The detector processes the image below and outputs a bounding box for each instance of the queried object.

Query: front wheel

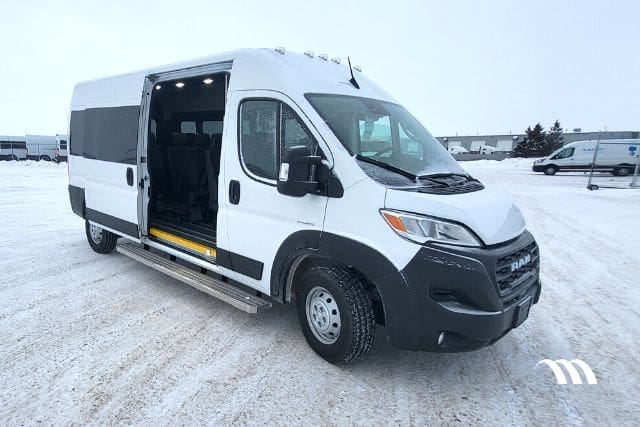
[614,167,631,177]
[85,220,118,253]
[544,166,557,175]
[296,266,375,364]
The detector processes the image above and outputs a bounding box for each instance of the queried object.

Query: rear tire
[614,167,631,177]
[296,266,375,364]
[544,166,557,175]
[85,220,118,253]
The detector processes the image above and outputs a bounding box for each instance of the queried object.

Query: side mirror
[277,145,322,197]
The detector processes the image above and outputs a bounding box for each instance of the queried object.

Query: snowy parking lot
[0,159,639,425]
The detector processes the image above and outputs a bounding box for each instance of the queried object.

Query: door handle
[126,167,134,186]
[229,180,240,204]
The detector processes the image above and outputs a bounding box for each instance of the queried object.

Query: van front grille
[495,242,539,306]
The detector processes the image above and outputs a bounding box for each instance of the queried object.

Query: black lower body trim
[216,248,263,280]
[86,208,138,238]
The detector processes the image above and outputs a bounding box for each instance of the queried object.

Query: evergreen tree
[543,119,565,155]
[513,123,546,157]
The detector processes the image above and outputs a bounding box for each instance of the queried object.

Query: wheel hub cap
[306,286,341,344]
[89,224,102,243]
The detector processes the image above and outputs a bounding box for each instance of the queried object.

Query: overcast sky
[0,0,638,136]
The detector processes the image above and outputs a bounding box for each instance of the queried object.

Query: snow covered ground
[1,159,639,425]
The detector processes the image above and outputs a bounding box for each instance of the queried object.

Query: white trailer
[0,136,27,160]
[55,134,68,162]
[26,134,57,161]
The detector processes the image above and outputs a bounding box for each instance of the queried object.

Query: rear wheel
[296,266,375,364]
[544,165,557,175]
[614,167,631,177]
[85,220,118,253]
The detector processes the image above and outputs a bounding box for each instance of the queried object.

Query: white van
[26,134,57,161]
[448,145,469,154]
[68,48,541,363]
[533,139,639,176]
[0,136,28,160]
[55,134,68,162]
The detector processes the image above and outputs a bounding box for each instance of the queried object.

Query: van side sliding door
[69,105,142,238]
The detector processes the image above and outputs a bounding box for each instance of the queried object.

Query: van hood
[384,187,526,245]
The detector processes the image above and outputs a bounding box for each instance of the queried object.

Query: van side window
[180,121,196,134]
[281,104,317,155]
[552,147,574,159]
[203,120,223,137]
[240,100,319,182]
[240,100,278,180]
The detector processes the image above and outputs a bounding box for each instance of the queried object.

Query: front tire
[296,266,375,364]
[544,165,557,175]
[85,220,118,253]
[614,167,631,177]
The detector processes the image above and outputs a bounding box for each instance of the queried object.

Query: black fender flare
[270,230,403,303]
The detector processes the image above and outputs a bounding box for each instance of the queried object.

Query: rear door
[220,90,330,294]
[69,105,142,238]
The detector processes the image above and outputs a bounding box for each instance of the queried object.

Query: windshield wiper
[418,172,474,181]
[355,155,416,180]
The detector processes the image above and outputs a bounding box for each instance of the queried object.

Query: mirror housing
[277,145,322,197]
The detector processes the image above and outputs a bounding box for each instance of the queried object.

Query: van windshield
[306,94,466,178]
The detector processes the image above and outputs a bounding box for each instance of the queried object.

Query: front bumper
[532,164,546,172]
[375,230,541,352]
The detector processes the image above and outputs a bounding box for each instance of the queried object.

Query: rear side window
[180,121,196,134]
[203,120,223,137]
[70,107,139,164]
[240,100,278,180]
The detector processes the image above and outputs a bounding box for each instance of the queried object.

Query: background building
[436,130,639,153]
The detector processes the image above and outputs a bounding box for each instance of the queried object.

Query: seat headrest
[171,132,196,146]
[195,133,211,147]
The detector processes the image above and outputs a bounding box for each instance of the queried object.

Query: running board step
[116,242,271,314]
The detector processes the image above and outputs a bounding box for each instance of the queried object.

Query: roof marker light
[155,85,161,90]
[304,51,314,58]
[331,57,341,64]
[275,47,286,55]
[318,54,328,61]
[203,78,213,85]
[175,82,185,88]
[353,65,362,72]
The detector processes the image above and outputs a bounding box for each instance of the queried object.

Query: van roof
[567,138,639,146]
[71,48,396,110]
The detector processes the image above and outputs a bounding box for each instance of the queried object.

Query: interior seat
[167,133,208,204]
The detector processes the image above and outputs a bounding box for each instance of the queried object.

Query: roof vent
[331,57,341,64]
[318,54,328,61]
[274,47,286,55]
[304,51,314,58]
[353,65,362,72]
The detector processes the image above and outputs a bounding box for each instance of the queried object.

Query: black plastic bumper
[532,164,546,172]
[375,231,541,352]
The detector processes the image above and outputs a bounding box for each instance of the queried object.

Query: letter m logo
[536,359,597,384]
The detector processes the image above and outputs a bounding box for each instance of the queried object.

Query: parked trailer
[68,48,541,363]
[55,134,68,162]
[0,136,27,161]
[26,134,57,161]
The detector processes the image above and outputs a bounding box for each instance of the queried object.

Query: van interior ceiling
[147,73,226,257]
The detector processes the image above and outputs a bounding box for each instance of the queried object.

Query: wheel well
[286,256,386,325]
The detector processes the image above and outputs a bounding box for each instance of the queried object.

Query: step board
[117,242,271,314]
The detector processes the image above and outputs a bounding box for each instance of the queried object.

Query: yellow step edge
[149,227,217,258]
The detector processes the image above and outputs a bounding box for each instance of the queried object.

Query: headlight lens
[380,209,482,247]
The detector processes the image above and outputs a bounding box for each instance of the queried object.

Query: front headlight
[380,209,482,247]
